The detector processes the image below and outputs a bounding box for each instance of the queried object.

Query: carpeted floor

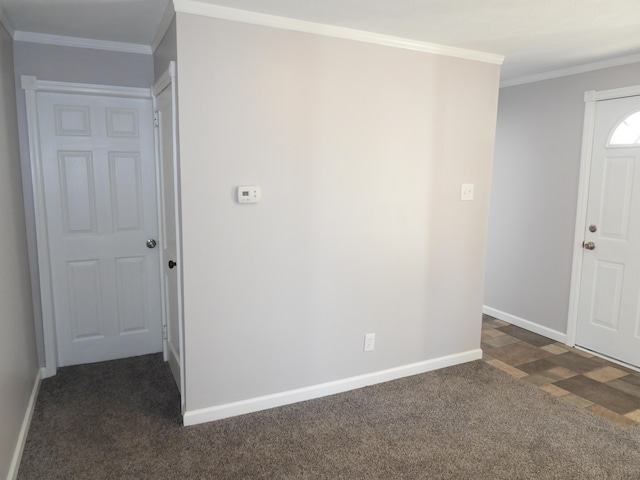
[19,354,640,479]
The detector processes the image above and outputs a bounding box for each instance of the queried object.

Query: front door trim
[567,84,640,347]
[22,76,153,378]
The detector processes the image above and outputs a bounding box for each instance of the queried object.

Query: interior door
[37,91,162,367]
[576,94,640,367]
[154,64,184,397]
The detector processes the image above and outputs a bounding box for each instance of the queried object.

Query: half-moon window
[610,111,640,145]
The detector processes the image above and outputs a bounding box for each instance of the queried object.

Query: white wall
[0,23,40,479]
[175,13,500,417]
[13,42,154,366]
[485,62,640,336]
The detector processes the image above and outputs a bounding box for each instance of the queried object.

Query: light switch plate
[237,186,261,203]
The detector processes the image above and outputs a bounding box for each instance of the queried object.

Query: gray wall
[13,42,154,366]
[0,23,39,479]
[176,13,500,412]
[485,62,640,335]
[154,16,177,81]
[14,42,153,87]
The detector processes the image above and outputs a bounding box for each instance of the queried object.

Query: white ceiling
[2,0,640,85]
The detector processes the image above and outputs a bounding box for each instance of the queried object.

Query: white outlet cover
[461,183,474,201]
[364,333,375,352]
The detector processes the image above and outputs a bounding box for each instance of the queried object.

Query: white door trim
[152,61,186,414]
[22,76,154,378]
[153,61,175,97]
[567,84,640,347]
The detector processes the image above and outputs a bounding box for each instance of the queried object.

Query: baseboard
[7,367,43,480]
[183,349,482,426]
[483,306,567,343]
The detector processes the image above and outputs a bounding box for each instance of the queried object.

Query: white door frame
[22,76,155,378]
[152,61,186,412]
[567,84,640,347]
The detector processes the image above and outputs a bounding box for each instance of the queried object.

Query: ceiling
[2,0,640,85]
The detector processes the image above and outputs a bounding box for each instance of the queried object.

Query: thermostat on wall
[237,186,261,203]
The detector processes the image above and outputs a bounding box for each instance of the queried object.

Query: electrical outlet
[364,333,375,352]
[461,183,474,201]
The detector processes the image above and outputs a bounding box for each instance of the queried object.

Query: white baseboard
[483,306,567,343]
[184,349,482,426]
[7,367,43,480]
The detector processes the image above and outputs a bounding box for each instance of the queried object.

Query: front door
[37,91,162,367]
[576,94,640,367]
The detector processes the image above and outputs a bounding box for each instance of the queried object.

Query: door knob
[583,242,595,250]
[168,260,177,269]
[146,239,157,249]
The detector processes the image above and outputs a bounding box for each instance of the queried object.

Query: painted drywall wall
[175,13,500,414]
[0,23,39,479]
[12,42,154,367]
[13,42,153,87]
[485,62,640,335]
[154,16,177,81]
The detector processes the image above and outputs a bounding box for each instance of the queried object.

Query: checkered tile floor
[482,315,640,427]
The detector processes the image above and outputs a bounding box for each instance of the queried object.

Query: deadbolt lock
[588,224,597,233]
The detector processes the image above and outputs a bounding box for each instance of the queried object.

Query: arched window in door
[609,110,640,145]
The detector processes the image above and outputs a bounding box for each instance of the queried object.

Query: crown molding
[0,5,16,37]
[152,1,176,53]
[13,31,152,55]
[501,53,640,88]
[173,0,503,65]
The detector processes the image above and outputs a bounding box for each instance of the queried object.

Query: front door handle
[168,260,177,269]
[583,242,595,250]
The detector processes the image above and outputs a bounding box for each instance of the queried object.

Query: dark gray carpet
[18,355,640,479]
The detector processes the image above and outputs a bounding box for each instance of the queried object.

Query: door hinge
[162,323,167,340]
[154,111,159,128]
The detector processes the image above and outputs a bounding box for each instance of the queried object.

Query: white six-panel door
[576,94,640,367]
[37,91,162,367]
